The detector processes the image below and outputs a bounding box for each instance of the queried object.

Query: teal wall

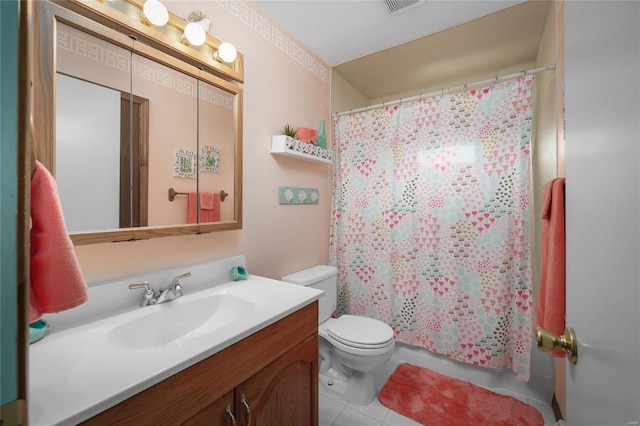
[0,0,20,406]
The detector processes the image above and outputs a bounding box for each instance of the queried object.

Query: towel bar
[168,188,228,202]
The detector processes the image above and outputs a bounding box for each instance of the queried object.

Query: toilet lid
[327,315,394,349]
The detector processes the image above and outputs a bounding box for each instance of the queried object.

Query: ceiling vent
[383,0,426,15]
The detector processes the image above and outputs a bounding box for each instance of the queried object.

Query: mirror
[130,51,198,227]
[35,1,243,244]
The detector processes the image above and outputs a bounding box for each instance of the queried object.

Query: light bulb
[183,22,207,47]
[142,0,169,27]
[214,42,237,63]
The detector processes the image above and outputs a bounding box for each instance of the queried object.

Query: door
[120,92,149,228]
[564,1,640,425]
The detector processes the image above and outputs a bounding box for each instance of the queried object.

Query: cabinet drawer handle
[240,394,251,426]
[225,404,236,425]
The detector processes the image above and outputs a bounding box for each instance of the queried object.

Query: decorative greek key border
[213,0,330,84]
[57,28,234,109]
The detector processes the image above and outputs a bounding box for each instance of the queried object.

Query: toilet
[282,265,395,405]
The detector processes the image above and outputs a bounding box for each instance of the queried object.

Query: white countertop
[29,268,322,426]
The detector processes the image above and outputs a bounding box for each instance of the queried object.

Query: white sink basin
[108,294,255,350]
[29,255,323,426]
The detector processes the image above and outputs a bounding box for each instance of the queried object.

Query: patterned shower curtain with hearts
[330,76,534,380]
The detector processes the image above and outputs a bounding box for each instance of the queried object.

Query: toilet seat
[327,315,394,350]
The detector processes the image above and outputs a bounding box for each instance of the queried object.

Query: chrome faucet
[128,282,157,307]
[128,272,191,307]
[156,272,190,304]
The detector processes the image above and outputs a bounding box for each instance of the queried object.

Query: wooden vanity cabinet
[233,335,316,425]
[82,302,318,426]
[184,391,234,425]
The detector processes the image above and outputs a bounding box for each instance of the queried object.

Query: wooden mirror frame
[34,1,243,245]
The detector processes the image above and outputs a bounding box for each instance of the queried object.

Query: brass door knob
[536,327,578,364]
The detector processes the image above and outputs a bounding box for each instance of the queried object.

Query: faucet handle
[174,272,191,282]
[170,272,191,288]
[128,282,157,307]
[129,283,154,293]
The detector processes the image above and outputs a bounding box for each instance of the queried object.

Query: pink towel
[200,192,214,209]
[186,192,220,223]
[30,161,88,322]
[187,192,198,224]
[536,177,566,357]
[199,192,221,223]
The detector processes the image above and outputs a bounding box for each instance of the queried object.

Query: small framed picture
[200,145,220,173]
[174,149,196,179]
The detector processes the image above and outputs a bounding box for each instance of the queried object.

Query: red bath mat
[378,363,544,426]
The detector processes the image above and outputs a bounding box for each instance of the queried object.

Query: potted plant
[187,11,212,33]
[281,124,297,139]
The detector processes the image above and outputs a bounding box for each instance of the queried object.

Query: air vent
[383,0,426,15]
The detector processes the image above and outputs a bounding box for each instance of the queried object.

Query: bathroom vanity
[83,303,318,425]
[28,256,322,425]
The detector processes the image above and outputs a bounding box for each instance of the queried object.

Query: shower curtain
[330,76,534,380]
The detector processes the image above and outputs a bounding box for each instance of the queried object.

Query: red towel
[30,161,88,322]
[536,178,566,357]
[199,192,221,223]
[187,192,220,223]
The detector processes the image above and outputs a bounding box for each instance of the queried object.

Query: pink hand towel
[536,177,566,357]
[199,192,221,223]
[200,192,214,209]
[30,161,88,322]
[187,192,198,224]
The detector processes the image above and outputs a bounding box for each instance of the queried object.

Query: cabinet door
[182,390,235,426]
[235,335,318,426]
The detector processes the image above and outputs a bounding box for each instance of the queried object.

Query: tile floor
[318,353,558,426]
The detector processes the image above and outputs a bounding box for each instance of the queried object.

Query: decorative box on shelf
[271,135,333,165]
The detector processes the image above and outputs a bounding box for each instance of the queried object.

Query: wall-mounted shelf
[271,135,333,165]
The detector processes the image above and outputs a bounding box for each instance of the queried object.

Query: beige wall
[531,1,562,412]
[74,0,332,284]
[331,71,369,115]
[532,1,559,303]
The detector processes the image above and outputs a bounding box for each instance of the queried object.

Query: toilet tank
[282,265,337,323]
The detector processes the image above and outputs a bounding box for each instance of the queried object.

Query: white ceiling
[253,1,552,101]
[253,0,525,67]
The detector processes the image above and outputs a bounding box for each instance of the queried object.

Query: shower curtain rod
[333,63,556,117]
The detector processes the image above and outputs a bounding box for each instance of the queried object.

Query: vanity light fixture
[181,22,207,47]
[213,42,238,64]
[140,0,169,27]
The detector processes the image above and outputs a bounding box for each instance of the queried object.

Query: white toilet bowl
[318,315,394,405]
[281,266,395,405]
